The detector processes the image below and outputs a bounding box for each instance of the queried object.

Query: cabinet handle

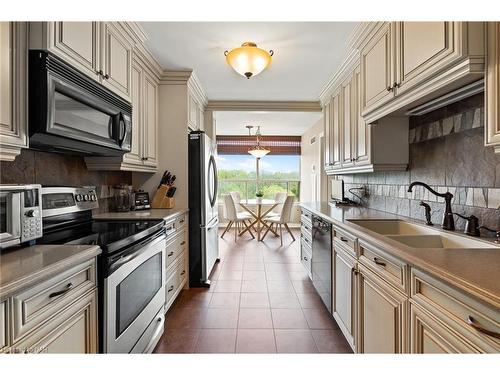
[467,316,500,339]
[168,286,174,292]
[48,283,73,298]
[386,86,393,92]
[179,219,185,224]
[351,267,359,275]
[180,241,186,246]
[393,81,400,89]
[168,251,174,257]
[104,73,110,79]
[141,157,149,161]
[166,226,174,231]
[303,236,309,243]
[373,257,386,267]
[339,236,349,242]
[180,270,186,276]
[303,256,308,261]
[97,69,104,76]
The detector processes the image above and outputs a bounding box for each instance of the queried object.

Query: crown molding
[119,22,149,45]
[187,71,208,107]
[318,48,360,105]
[206,100,322,112]
[160,70,193,85]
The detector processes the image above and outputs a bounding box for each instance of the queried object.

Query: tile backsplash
[0,149,131,212]
[337,94,500,235]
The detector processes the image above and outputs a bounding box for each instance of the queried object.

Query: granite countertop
[93,208,188,221]
[300,202,500,309]
[0,244,101,300]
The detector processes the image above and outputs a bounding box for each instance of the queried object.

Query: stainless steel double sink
[348,219,499,249]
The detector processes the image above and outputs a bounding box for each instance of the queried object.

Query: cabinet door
[486,22,500,152]
[332,246,356,350]
[50,22,100,80]
[123,59,144,165]
[142,70,158,168]
[360,23,395,115]
[353,66,371,165]
[340,75,355,168]
[357,266,407,353]
[323,100,332,170]
[100,23,132,101]
[395,22,459,94]
[410,303,480,353]
[330,91,342,169]
[14,290,98,354]
[188,94,199,130]
[0,22,28,162]
[198,107,205,131]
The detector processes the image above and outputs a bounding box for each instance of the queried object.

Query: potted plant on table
[255,190,264,198]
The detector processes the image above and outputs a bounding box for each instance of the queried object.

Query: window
[217,154,300,200]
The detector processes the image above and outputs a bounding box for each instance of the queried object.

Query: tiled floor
[153,227,352,354]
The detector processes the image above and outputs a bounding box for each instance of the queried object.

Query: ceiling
[215,111,323,135]
[140,22,358,101]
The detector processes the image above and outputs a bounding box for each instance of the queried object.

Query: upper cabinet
[30,22,133,101]
[0,22,28,162]
[323,61,408,175]
[85,51,160,172]
[486,22,500,153]
[359,22,485,123]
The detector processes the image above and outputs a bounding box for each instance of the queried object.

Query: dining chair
[221,194,255,242]
[261,195,296,246]
[265,191,288,219]
[229,190,254,230]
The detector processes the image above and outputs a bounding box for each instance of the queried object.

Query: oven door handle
[109,231,165,272]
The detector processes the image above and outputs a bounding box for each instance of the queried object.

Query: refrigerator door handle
[208,154,218,208]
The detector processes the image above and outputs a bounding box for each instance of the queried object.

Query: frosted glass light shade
[225,42,273,79]
[248,148,270,158]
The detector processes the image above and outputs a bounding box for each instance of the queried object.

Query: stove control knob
[75,194,83,202]
[83,194,89,201]
[25,210,38,217]
[91,195,97,201]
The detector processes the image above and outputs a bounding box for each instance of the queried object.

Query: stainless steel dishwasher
[311,215,333,313]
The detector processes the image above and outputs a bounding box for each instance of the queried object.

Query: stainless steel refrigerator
[188,131,219,287]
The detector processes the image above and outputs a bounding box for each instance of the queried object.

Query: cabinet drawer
[165,230,187,269]
[175,213,187,231]
[359,240,408,293]
[410,269,500,352]
[300,230,312,249]
[177,251,188,286]
[333,226,357,258]
[11,258,96,343]
[165,267,180,306]
[0,300,7,351]
[164,219,177,236]
[300,243,312,277]
[300,209,313,223]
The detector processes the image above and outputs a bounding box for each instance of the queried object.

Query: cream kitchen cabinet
[323,62,408,175]
[486,22,500,153]
[358,22,485,123]
[357,264,408,353]
[30,22,133,101]
[188,92,205,131]
[0,22,28,162]
[410,268,500,353]
[332,243,357,351]
[85,53,159,172]
[360,22,395,115]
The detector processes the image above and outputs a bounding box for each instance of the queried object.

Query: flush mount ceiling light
[246,125,270,158]
[224,42,274,79]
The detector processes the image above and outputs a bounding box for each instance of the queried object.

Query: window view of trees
[217,154,300,200]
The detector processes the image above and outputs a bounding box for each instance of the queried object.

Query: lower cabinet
[410,303,481,353]
[332,244,357,351]
[14,290,98,353]
[357,265,408,353]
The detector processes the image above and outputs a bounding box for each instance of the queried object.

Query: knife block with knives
[151,170,177,209]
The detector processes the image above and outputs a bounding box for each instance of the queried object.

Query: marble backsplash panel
[0,149,131,212]
[337,94,500,235]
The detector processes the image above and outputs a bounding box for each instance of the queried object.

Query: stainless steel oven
[0,184,42,249]
[104,229,166,353]
[28,50,132,156]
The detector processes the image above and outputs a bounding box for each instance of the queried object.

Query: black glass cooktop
[37,219,164,255]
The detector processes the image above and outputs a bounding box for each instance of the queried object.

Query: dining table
[238,198,280,241]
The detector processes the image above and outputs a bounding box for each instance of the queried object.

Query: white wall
[133,84,189,209]
[300,117,324,203]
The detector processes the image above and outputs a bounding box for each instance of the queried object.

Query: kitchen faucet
[408,182,455,230]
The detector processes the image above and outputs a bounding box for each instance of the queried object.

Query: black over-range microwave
[29,50,132,156]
